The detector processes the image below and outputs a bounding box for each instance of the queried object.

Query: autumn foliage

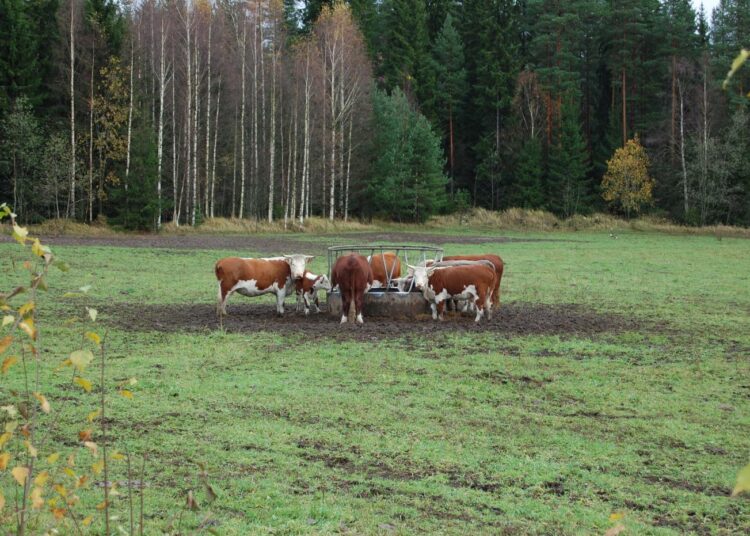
[601,136,654,216]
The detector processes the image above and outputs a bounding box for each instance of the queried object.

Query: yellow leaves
[31,239,50,258]
[11,466,29,485]
[54,483,68,497]
[74,377,93,392]
[86,307,98,322]
[724,49,750,90]
[34,470,49,486]
[23,440,38,458]
[84,441,98,458]
[110,450,125,461]
[76,475,89,489]
[33,392,50,413]
[63,468,75,478]
[732,463,750,497]
[5,421,17,433]
[87,409,102,423]
[605,525,626,536]
[82,515,93,526]
[30,487,44,509]
[46,452,60,464]
[18,301,34,317]
[0,433,11,448]
[69,349,94,372]
[2,315,14,327]
[0,452,9,470]
[602,135,654,214]
[91,459,105,475]
[120,389,134,399]
[0,490,4,512]
[0,336,13,355]
[12,224,28,245]
[18,318,36,340]
[85,331,101,346]
[2,356,18,374]
[609,512,624,522]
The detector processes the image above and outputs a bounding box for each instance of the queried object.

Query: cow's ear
[406,264,416,270]
[305,255,314,261]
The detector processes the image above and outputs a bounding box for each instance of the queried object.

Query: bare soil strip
[100,301,645,340]
[3,231,573,255]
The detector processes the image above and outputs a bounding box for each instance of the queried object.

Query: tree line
[0,0,748,228]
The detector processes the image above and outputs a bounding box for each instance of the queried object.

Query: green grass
[2,229,749,534]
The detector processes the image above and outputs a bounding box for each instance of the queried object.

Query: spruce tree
[547,99,591,216]
[0,0,42,113]
[510,137,545,209]
[432,13,467,196]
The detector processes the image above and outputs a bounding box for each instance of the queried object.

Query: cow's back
[429,264,496,296]
[332,254,373,292]
[216,257,290,289]
[370,252,401,284]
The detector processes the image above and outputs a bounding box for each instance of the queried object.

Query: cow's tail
[214,260,224,281]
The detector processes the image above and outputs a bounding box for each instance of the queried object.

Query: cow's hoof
[356,313,364,324]
[340,315,348,324]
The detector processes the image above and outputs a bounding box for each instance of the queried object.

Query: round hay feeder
[326,245,443,319]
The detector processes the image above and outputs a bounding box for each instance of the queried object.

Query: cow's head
[313,274,332,292]
[407,265,435,291]
[283,254,314,280]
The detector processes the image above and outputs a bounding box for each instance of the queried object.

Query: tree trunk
[156,16,167,229]
[252,13,259,219]
[344,114,353,222]
[204,18,212,220]
[299,48,310,225]
[185,6,192,224]
[621,68,627,146]
[172,42,179,225]
[88,42,95,223]
[678,77,688,218]
[192,43,199,226]
[69,0,76,219]
[449,104,454,197]
[240,21,247,218]
[268,46,276,222]
[328,37,336,221]
[125,35,133,201]
[210,81,220,219]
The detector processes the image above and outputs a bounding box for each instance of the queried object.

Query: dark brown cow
[215,254,312,315]
[442,254,504,306]
[409,263,496,322]
[367,252,402,288]
[295,271,332,315]
[331,254,373,324]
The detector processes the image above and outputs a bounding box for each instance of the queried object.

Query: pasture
[1,228,749,534]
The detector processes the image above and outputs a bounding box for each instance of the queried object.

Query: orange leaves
[0,336,12,355]
[78,429,93,442]
[1,356,17,374]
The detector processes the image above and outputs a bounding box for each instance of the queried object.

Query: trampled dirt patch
[99,300,644,340]
[5,230,573,255]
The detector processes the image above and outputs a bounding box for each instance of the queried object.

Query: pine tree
[711,0,750,101]
[368,88,447,222]
[432,13,467,196]
[380,0,431,104]
[0,0,42,113]
[510,137,545,209]
[547,99,591,216]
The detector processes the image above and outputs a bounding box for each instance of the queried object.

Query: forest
[0,0,748,229]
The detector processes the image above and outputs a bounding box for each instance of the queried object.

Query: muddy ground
[8,231,575,255]
[100,300,648,342]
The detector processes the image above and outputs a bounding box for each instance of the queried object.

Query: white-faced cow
[409,263,496,323]
[331,254,373,324]
[215,254,313,315]
[295,271,332,315]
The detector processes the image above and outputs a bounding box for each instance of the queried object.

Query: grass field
[1,227,749,534]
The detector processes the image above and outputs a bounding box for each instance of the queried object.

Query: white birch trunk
[345,113,353,221]
[204,17,212,219]
[69,0,76,218]
[88,42,94,223]
[172,41,179,225]
[299,48,311,225]
[125,38,133,193]
[678,78,688,217]
[267,46,276,222]
[191,38,199,226]
[185,3,192,225]
[156,16,168,229]
[239,20,247,217]
[210,81,220,218]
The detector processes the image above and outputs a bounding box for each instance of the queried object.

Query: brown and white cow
[409,263,496,323]
[215,254,313,315]
[367,252,401,288]
[442,254,504,307]
[331,254,373,324]
[295,271,332,315]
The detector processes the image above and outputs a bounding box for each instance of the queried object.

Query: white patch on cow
[305,271,317,281]
[232,279,262,297]
[356,312,364,324]
[432,287,450,305]
[430,302,438,320]
[370,280,382,289]
[340,314,348,324]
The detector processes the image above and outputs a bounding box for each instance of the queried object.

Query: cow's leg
[276,289,286,315]
[474,288,485,323]
[430,302,438,320]
[310,293,320,314]
[218,282,232,315]
[340,292,350,324]
[436,301,446,321]
[355,292,365,324]
[485,290,493,320]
